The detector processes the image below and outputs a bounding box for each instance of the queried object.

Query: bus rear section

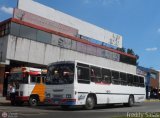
[6,67,46,106]
[45,61,146,110]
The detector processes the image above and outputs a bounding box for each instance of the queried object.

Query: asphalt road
[0,102,160,118]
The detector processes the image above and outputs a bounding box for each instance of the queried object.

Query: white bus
[45,60,145,109]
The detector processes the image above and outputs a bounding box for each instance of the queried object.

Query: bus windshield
[46,64,74,85]
[9,72,28,84]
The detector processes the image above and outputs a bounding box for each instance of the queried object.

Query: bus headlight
[66,94,71,98]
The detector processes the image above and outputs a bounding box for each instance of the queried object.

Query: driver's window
[30,76,42,83]
[30,76,36,83]
[36,77,41,83]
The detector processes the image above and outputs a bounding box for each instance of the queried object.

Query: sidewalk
[0,96,10,105]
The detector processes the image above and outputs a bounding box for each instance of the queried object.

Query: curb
[144,99,160,102]
[0,101,10,106]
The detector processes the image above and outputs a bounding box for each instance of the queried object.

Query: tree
[117,47,126,53]
[127,48,135,55]
[135,54,139,60]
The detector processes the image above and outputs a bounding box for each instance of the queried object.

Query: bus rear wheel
[84,96,95,110]
[29,97,38,107]
[124,95,134,107]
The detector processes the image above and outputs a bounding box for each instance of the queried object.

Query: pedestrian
[9,82,16,105]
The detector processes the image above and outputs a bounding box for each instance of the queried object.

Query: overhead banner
[13,8,78,37]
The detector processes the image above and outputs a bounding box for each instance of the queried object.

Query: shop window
[19,25,37,41]
[86,45,97,56]
[37,30,52,44]
[10,22,20,36]
[77,42,87,53]
[96,48,103,57]
[71,40,77,51]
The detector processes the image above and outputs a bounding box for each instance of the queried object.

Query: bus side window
[127,74,134,86]
[111,71,120,85]
[77,63,90,84]
[90,66,102,83]
[133,75,139,87]
[120,72,127,85]
[102,68,111,84]
[139,77,144,87]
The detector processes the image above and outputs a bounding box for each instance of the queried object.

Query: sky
[0,0,160,70]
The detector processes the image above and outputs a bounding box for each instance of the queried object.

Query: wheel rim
[129,97,134,105]
[31,98,37,106]
[86,97,94,108]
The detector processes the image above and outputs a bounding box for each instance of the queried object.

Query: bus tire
[84,95,95,110]
[29,96,38,107]
[124,95,134,107]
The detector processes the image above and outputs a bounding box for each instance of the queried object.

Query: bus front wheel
[29,97,38,107]
[84,96,95,110]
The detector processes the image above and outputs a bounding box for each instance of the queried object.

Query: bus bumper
[45,98,76,105]
[15,96,29,101]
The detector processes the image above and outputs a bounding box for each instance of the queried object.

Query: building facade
[137,66,159,99]
[0,0,137,96]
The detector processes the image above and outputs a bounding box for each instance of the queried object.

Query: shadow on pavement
[0,101,144,112]
[25,103,143,111]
